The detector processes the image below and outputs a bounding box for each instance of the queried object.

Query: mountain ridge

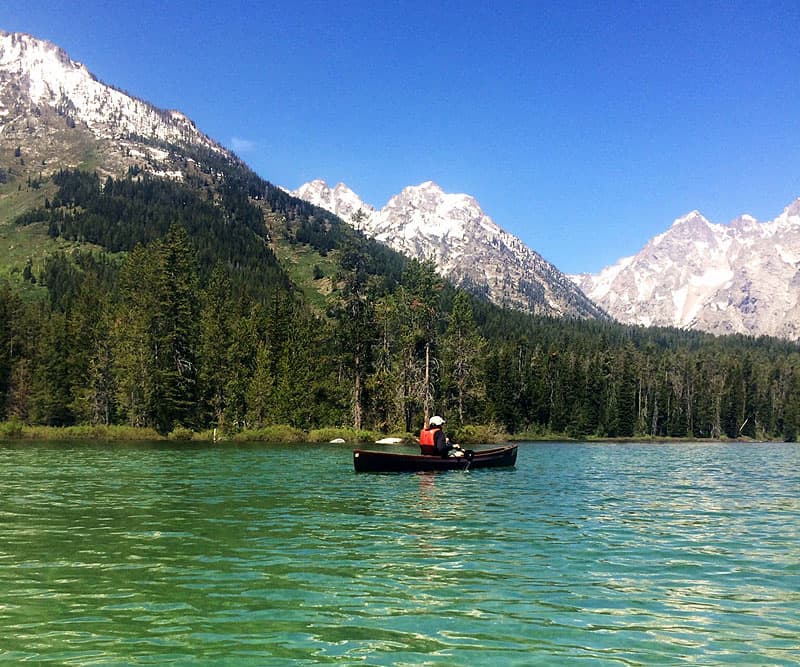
[0,30,233,184]
[572,200,800,339]
[290,178,605,320]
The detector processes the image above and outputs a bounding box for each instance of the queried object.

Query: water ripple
[1,440,798,665]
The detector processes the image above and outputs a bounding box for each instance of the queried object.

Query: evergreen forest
[3,166,800,441]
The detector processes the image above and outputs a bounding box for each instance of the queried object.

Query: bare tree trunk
[651,394,658,436]
[423,342,431,425]
[353,353,362,431]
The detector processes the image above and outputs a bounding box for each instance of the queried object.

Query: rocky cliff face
[572,201,800,339]
[291,179,605,319]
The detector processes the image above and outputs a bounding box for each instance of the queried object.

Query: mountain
[572,201,800,339]
[290,178,605,319]
[292,179,376,224]
[0,30,233,182]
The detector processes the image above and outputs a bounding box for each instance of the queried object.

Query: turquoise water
[0,440,798,666]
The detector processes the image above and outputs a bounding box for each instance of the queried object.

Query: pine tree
[616,349,637,437]
[0,286,21,417]
[441,291,486,425]
[150,225,201,432]
[396,260,443,429]
[69,277,116,425]
[198,266,235,429]
[221,300,261,430]
[783,365,800,442]
[85,315,116,425]
[246,342,275,428]
[31,312,74,425]
[366,293,407,432]
[331,242,378,430]
[113,244,158,428]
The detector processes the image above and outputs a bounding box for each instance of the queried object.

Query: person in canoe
[419,415,465,458]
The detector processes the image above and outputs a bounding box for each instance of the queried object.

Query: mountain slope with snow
[0,30,232,180]
[572,201,800,339]
[291,179,605,319]
[291,179,375,225]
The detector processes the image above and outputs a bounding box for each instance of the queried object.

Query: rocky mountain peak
[656,210,720,248]
[1,31,70,66]
[289,179,374,228]
[412,180,442,192]
[387,181,446,209]
[730,214,760,233]
[672,209,705,223]
[669,209,712,231]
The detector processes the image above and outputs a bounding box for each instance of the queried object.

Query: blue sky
[4,1,799,273]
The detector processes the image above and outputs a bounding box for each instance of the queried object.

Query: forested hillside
[2,167,800,441]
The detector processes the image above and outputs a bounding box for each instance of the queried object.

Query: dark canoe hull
[353,445,518,473]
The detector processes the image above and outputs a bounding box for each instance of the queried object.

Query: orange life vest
[419,427,440,455]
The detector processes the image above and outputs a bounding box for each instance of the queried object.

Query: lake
[1,440,798,665]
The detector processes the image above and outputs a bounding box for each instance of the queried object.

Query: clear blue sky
[4,0,799,273]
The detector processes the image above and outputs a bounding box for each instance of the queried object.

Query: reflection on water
[0,440,798,665]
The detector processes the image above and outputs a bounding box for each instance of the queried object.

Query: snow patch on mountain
[0,30,221,151]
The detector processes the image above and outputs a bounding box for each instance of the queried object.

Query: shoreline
[0,421,788,445]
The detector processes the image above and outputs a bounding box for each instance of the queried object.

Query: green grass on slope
[0,183,113,299]
[273,242,339,312]
[0,181,55,223]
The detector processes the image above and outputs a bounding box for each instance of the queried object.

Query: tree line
[3,169,799,440]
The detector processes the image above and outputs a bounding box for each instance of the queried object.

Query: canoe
[353,444,517,473]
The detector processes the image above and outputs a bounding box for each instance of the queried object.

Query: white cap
[429,415,445,426]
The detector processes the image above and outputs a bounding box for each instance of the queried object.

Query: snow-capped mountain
[291,179,605,319]
[292,180,376,225]
[0,30,230,179]
[572,201,800,339]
